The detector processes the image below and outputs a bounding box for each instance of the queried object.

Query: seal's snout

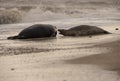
[58,29,61,33]
[58,29,62,31]
[58,29,65,34]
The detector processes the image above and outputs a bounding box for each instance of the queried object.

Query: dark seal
[58,25,110,36]
[7,24,57,39]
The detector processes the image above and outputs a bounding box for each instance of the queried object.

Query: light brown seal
[58,25,110,36]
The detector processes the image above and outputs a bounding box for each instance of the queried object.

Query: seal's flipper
[103,30,111,34]
[7,36,19,40]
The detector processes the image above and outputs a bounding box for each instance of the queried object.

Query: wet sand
[0,19,120,81]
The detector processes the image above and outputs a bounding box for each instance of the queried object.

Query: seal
[58,25,110,36]
[7,24,57,39]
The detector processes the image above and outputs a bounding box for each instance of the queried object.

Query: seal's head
[50,26,57,37]
[58,29,67,35]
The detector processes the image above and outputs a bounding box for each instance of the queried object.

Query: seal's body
[8,24,57,39]
[58,25,110,36]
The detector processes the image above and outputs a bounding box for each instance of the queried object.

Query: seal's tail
[104,30,111,34]
[7,35,19,40]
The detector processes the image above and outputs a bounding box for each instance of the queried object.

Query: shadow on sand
[65,40,120,75]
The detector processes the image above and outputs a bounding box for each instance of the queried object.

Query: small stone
[115,28,119,30]
[63,80,66,81]
[52,62,55,64]
[11,68,15,71]
[89,35,92,38]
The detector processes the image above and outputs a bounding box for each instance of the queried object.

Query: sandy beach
[0,0,120,81]
[0,19,120,81]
